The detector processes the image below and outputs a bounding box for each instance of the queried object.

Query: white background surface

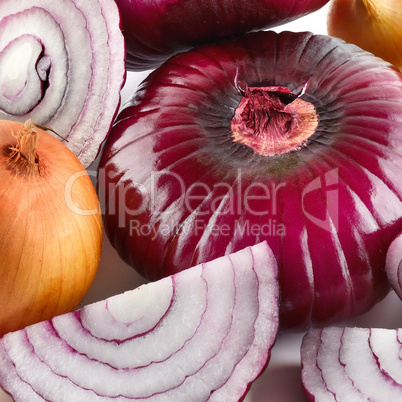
[2,2,402,401]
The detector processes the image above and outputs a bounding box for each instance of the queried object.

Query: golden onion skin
[0,120,102,336]
[327,0,402,71]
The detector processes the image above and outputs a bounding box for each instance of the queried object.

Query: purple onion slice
[0,242,279,401]
[0,0,126,167]
[301,326,402,401]
[386,232,402,299]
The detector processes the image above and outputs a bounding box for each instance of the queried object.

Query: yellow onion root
[327,0,402,71]
[0,119,102,336]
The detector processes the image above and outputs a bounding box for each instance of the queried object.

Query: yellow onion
[0,119,102,336]
[327,0,402,71]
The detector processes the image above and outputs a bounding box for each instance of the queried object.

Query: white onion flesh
[301,326,402,401]
[0,0,125,167]
[0,242,279,401]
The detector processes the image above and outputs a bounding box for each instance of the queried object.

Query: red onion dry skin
[301,327,402,401]
[0,0,126,167]
[0,242,279,401]
[386,232,402,300]
[99,30,402,330]
[114,0,330,71]
[231,84,319,156]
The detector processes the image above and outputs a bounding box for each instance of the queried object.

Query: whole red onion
[385,232,402,300]
[98,30,402,330]
[114,0,330,71]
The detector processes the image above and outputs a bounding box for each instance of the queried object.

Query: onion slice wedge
[0,241,279,401]
[0,0,126,167]
[301,326,402,401]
